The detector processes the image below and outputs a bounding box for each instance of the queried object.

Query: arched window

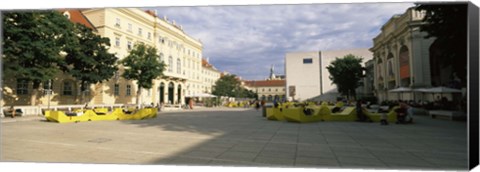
[177,58,181,74]
[168,56,173,72]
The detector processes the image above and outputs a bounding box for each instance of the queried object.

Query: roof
[145,10,156,17]
[244,80,286,87]
[202,58,219,71]
[59,10,96,30]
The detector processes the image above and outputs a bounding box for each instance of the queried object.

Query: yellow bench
[45,108,158,123]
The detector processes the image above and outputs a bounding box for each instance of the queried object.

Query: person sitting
[396,102,413,124]
[7,105,16,118]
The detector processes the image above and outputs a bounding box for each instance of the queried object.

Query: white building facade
[285,49,373,101]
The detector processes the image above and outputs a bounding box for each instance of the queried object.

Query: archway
[177,84,182,104]
[159,83,165,104]
[399,45,410,87]
[267,95,272,101]
[168,82,174,104]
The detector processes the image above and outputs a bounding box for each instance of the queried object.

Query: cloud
[149,3,413,80]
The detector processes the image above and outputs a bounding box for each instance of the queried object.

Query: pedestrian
[189,98,194,109]
[8,105,16,118]
[355,101,366,122]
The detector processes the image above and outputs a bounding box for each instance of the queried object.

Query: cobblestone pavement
[0,107,468,170]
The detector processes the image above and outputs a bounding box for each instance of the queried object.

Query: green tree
[2,11,76,105]
[415,3,467,87]
[61,24,118,103]
[120,43,166,107]
[212,74,241,97]
[326,54,364,100]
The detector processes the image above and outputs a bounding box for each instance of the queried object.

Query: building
[2,8,206,108]
[199,58,221,94]
[370,7,438,102]
[285,48,373,101]
[243,65,286,101]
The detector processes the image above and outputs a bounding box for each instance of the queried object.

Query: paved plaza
[1,108,468,170]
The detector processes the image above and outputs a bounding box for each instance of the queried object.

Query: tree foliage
[212,74,241,97]
[120,43,166,106]
[2,11,76,105]
[326,54,364,100]
[62,24,118,94]
[416,3,468,85]
[3,11,75,88]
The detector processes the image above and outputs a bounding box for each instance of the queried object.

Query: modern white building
[285,48,373,101]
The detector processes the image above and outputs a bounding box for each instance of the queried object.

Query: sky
[148,3,414,80]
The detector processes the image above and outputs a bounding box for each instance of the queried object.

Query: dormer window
[63,11,71,19]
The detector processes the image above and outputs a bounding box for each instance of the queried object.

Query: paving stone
[217,151,258,162]
[258,149,296,159]
[1,109,467,170]
[253,156,295,166]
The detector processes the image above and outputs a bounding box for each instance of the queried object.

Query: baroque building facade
[2,8,217,108]
[370,7,436,102]
[243,65,286,102]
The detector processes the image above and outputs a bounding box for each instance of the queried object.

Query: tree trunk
[80,82,87,105]
[30,89,38,106]
[136,85,142,109]
[30,81,41,106]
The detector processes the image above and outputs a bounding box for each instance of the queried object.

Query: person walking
[189,98,194,110]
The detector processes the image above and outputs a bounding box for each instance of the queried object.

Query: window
[63,81,73,95]
[303,58,313,64]
[127,41,132,50]
[16,79,28,95]
[126,85,131,96]
[114,84,119,96]
[168,56,173,72]
[269,88,271,91]
[159,53,164,62]
[43,80,52,90]
[128,23,132,32]
[115,18,121,27]
[177,58,181,74]
[138,28,142,36]
[147,32,151,40]
[115,37,120,47]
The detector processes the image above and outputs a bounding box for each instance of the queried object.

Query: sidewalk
[1,108,468,170]
[1,115,44,123]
